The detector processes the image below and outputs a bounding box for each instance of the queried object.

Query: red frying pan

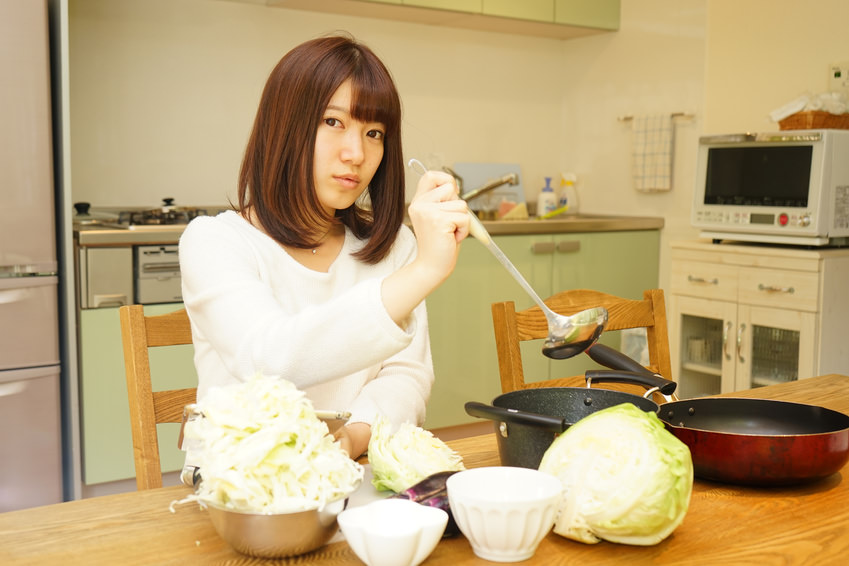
[586,345,849,486]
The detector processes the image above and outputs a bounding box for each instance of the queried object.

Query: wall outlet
[828,61,849,95]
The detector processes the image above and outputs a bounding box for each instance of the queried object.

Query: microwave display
[704,146,812,207]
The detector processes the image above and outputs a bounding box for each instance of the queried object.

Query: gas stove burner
[118,208,206,226]
[116,199,209,226]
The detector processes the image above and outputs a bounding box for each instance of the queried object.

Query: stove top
[73,200,227,245]
[115,205,208,227]
[73,200,221,230]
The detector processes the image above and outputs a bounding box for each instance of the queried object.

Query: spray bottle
[559,172,579,215]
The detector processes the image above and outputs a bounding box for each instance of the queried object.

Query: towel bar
[618,112,694,122]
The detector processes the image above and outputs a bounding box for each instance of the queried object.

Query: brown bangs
[349,64,401,137]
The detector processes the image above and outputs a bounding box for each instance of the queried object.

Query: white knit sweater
[178,210,434,429]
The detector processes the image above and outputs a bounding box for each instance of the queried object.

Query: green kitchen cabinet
[231,1,619,38]
[79,303,196,485]
[403,0,481,13]
[482,0,554,23]
[555,0,620,30]
[424,229,659,429]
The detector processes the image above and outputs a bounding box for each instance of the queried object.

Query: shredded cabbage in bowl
[178,376,363,514]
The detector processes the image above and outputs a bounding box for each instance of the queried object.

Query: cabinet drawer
[738,267,819,312]
[670,261,738,301]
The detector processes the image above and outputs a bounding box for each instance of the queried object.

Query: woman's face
[313,79,385,216]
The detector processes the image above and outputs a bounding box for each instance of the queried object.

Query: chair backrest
[119,305,196,490]
[491,288,671,395]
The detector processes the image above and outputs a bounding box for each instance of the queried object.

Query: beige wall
[705,0,849,134]
[555,0,706,292]
[69,0,564,207]
[69,0,707,292]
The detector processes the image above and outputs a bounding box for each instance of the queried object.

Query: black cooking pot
[465,344,678,469]
[465,376,675,469]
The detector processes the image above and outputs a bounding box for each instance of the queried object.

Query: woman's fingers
[413,171,459,201]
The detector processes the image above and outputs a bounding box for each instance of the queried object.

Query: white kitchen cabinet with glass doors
[668,240,849,399]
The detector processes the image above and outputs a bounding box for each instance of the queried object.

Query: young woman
[179,34,469,460]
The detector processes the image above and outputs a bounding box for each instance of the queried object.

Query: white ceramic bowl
[446,466,561,562]
[337,498,448,566]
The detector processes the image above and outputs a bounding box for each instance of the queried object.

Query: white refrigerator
[0,0,65,511]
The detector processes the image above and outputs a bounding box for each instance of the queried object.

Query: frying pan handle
[585,369,678,396]
[464,401,568,434]
[586,343,657,377]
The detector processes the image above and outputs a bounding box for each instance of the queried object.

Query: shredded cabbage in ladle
[174,376,363,514]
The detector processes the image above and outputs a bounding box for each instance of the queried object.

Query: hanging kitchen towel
[631,114,674,192]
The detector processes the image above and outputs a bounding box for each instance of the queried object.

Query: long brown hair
[237,34,404,264]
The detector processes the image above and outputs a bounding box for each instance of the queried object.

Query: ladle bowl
[408,158,608,359]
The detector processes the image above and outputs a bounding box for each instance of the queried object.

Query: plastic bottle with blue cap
[537,177,558,218]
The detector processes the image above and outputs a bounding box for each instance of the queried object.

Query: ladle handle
[467,212,552,316]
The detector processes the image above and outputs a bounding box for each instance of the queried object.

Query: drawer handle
[758,283,794,294]
[687,275,719,285]
[142,263,181,273]
[556,240,580,253]
[531,242,555,254]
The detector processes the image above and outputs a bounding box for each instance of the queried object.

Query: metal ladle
[408,158,608,359]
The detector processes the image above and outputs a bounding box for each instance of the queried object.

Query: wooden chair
[491,289,671,396]
[119,305,196,490]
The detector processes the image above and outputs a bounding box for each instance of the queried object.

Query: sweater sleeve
[178,214,416,392]
[344,298,434,428]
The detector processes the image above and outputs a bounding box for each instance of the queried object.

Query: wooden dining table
[2,374,848,565]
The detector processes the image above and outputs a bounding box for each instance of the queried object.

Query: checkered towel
[631,114,674,192]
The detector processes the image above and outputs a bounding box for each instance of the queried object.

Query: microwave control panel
[694,209,813,229]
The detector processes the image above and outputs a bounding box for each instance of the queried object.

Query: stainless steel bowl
[205,494,350,558]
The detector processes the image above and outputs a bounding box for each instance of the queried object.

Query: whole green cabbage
[538,403,693,546]
[368,416,465,492]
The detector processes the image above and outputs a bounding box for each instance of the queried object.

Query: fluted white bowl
[337,498,448,566]
[446,467,561,562]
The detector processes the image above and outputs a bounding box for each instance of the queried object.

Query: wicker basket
[778,110,849,130]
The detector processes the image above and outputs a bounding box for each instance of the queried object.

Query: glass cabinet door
[735,305,817,390]
[670,295,736,399]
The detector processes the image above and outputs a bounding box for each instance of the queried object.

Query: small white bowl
[446,467,561,563]
[337,498,448,566]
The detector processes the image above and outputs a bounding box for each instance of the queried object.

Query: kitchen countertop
[2,374,846,565]
[75,214,664,246]
[480,213,664,235]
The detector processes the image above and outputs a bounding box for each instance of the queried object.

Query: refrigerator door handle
[0,381,27,397]
[0,264,58,278]
[0,287,30,304]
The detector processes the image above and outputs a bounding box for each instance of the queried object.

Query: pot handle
[585,369,678,397]
[464,401,568,434]
[586,343,663,378]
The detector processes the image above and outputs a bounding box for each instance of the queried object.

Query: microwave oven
[691,129,849,246]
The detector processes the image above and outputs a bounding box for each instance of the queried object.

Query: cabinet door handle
[556,240,580,253]
[758,283,795,294]
[737,323,746,363]
[723,321,733,361]
[688,275,719,285]
[531,242,556,254]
